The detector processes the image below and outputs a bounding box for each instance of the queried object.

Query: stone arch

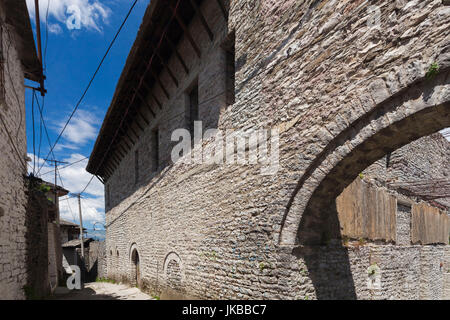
[129,243,141,287]
[163,251,184,292]
[280,69,450,245]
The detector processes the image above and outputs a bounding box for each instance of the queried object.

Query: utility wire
[2,22,24,139]
[31,90,36,174]
[57,167,77,222]
[0,111,27,170]
[33,90,56,167]
[37,0,139,175]
[88,0,181,190]
[40,156,89,176]
[37,96,43,167]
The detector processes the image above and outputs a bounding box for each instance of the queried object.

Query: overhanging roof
[86,0,207,179]
[2,0,42,82]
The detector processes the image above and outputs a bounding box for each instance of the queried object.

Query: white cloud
[26,0,111,33]
[28,153,105,224]
[58,109,99,147]
[59,195,104,224]
[48,23,63,34]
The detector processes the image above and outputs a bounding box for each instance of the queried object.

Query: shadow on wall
[293,202,357,300]
[24,178,51,299]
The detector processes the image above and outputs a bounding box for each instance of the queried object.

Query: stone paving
[52,282,154,300]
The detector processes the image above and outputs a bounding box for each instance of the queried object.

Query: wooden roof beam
[189,0,214,41]
[150,43,179,87]
[215,0,228,20]
[150,70,170,100]
[171,5,201,58]
[118,129,134,149]
[136,90,156,117]
[132,80,162,112]
[166,36,189,75]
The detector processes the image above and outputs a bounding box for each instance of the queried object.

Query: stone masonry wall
[0,8,29,300]
[396,204,411,246]
[104,0,450,299]
[363,133,450,188]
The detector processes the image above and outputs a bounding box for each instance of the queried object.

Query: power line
[56,167,77,222]
[40,156,89,176]
[2,21,25,140]
[0,108,27,171]
[32,90,56,169]
[31,90,36,174]
[88,0,181,187]
[37,96,43,168]
[37,0,139,174]
[80,175,95,195]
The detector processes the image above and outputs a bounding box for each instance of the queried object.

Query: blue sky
[25,0,149,237]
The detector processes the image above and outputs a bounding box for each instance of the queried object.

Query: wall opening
[131,248,141,288]
[151,128,159,172]
[134,149,139,184]
[187,82,199,141]
[280,69,450,246]
[222,31,235,106]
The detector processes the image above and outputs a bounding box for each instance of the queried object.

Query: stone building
[60,219,82,244]
[87,0,450,299]
[0,0,42,299]
[25,179,68,298]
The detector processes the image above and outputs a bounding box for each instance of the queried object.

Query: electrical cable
[37,0,139,175]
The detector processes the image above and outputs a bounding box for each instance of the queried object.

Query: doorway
[131,249,141,288]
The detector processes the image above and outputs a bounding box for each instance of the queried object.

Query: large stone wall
[363,133,450,187]
[88,241,107,280]
[104,0,450,299]
[24,185,51,299]
[0,9,29,300]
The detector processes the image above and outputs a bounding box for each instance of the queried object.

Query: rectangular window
[134,149,139,184]
[188,83,199,138]
[223,32,235,106]
[152,129,159,172]
[386,152,391,168]
[106,184,110,208]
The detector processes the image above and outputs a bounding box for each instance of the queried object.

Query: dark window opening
[106,184,110,207]
[188,83,199,139]
[223,32,235,106]
[135,150,139,184]
[152,129,159,172]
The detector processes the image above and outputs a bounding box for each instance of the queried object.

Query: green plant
[426,62,439,79]
[358,173,364,179]
[23,285,38,300]
[259,262,266,271]
[299,267,308,276]
[96,277,117,284]
[367,263,379,277]
[38,184,51,193]
[152,294,160,300]
[358,237,366,246]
